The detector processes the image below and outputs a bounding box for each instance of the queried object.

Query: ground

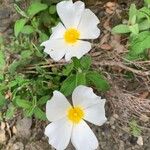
[0,0,150,150]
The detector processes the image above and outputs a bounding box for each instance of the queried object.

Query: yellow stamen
[64,28,80,44]
[67,106,84,124]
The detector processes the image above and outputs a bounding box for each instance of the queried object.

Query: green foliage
[86,71,110,92]
[27,2,48,17]
[60,75,76,96]
[112,25,130,34]
[14,1,58,39]
[112,3,150,60]
[0,38,5,80]
[0,1,110,121]
[129,120,142,137]
[60,56,110,96]
[0,93,6,108]
[14,18,27,37]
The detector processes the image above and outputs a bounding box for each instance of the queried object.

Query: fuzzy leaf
[49,5,56,14]
[16,98,32,109]
[139,20,150,30]
[60,75,76,96]
[80,55,92,71]
[112,24,130,34]
[129,4,137,24]
[0,93,6,107]
[86,71,110,92]
[0,50,5,71]
[21,25,35,34]
[14,18,27,37]
[129,24,139,35]
[5,104,15,120]
[27,2,48,17]
[37,95,50,106]
[34,107,46,120]
[76,73,86,86]
[130,31,150,55]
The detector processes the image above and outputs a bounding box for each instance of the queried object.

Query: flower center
[67,106,84,124]
[64,28,80,44]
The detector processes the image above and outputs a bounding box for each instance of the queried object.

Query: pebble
[11,142,24,150]
[119,140,125,150]
[137,136,143,146]
[0,130,7,144]
[16,117,32,139]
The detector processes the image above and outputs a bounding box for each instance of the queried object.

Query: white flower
[41,0,100,61]
[45,85,107,150]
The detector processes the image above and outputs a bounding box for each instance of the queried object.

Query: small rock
[140,114,149,122]
[119,140,124,150]
[16,117,32,139]
[0,130,7,144]
[11,142,24,150]
[105,2,117,14]
[113,114,119,119]
[137,136,143,146]
[109,116,116,125]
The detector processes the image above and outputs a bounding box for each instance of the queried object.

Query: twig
[93,61,150,76]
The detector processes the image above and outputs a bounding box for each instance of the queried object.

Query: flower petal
[45,117,72,150]
[78,9,100,39]
[71,120,98,150]
[84,99,107,126]
[65,40,91,61]
[72,85,101,109]
[57,0,85,28]
[41,39,67,61]
[50,22,66,39]
[46,91,71,122]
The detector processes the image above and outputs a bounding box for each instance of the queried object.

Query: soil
[0,0,150,150]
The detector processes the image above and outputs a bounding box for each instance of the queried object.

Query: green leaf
[112,24,130,34]
[0,50,5,71]
[14,18,27,37]
[130,31,150,55]
[129,120,141,137]
[16,98,32,109]
[14,4,29,18]
[21,50,33,59]
[86,71,110,92]
[129,4,137,24]
[76,73,86,86]
[60,75,76,96]
[62,62,74,76]
[5,104,15,120]
[49,5,56,14]
[0,93,6,107]
[139,20,150,30]
[72,57,80,69]
[27,2,48,17]
[39,33,49,43]
[37,95,50,106]
[144,0,150,6]
[34,107,46,120]
[129,24,139,35]
[24,106,35,117]
[80,55,92,71]
[21,25,35,34]
[139,7,150,17]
